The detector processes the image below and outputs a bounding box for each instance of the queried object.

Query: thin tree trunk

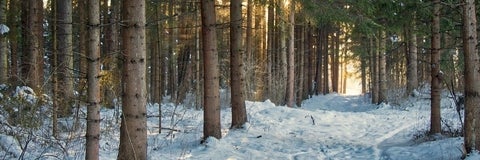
[323,29,329,94]
[371,37,379,104]
[378,31,387,103]
[201,0,222,139]
[287,0,295,107]
[430,0,442,135]
[0,0,7,84]
[85,0,101,159]
[462,0,480,153]
[230,0,248,128]
[245,0,253,100]
[7,0,19,84]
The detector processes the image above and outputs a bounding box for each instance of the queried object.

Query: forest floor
[1,86,479,159]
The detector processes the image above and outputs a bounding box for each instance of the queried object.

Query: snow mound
[0,24,8,35]
[0,134,22,158]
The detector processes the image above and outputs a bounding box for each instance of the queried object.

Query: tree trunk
[0,0,7,84]
[7,0,19,84]
[430,0,442,135]
[245,0,253,100]
[117,0,148,159]
[22,0,44,92]
[323,29,329,94]
[287,1,295,107]
[57,0,74,116]
[462,0,480,153]
[371,37,379,104]
[230,0,248,128]
[201,0,222,140]
[85,0,101,159]
[266,0,274,99]
[378,31,387,103]
[407,16,418,96]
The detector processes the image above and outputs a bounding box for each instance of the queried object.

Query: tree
[201,0,222,139]
[85,0,101,159]
[6,0,19,84]
[286,0,295,107]
[56,0,74,116]
[406,14,418,96]
[462,0,480,153]
[230,0,248,128]
[0,0,6,84]
[430,0,441,134]
[21,0,44,91]
[117,0,148,159]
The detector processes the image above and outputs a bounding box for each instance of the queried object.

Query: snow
[1,86,479,159]
[0,24,8,35]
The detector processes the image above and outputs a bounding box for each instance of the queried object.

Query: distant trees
[0,0,479,158]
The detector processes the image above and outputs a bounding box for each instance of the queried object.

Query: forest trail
[186,93,428,159]
[299,94,424,159]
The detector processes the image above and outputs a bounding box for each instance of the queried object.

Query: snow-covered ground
[0,86,478,159]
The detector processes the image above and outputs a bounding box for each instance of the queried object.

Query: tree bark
[462,0,480,153]
[201,0,222,139]
[7,0,19,84]
[0,0,7,84]
[378,31,387,104]
[407,16,418,96]
[287,0,295,107]
[430,0,442,135]
[117,0,148,159]
[230,0,248,128]
[57,0,74,116]
[85,0,101,159]
[21,0,44,92]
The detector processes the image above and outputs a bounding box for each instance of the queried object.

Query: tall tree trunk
[378,31,387,103]
[298,24,306,104]
[245,0,253,100]
[462,0,480,153]
[77,0,88,96]
[266,0,274,100]
[117,0,148,159]
[407,16,419,96]
[430,0,442,135]
[57,0,74,116]
[201,0,221,139]
[85,0,101,159]
[230,0,247,128]
[7,0,19,85]
[315,28,323,95]
[371,37,379,104]
[102,0,120,108]
[323,28,329,94]
[167,0,177,101]
[286,0,295,107]
[0,0,7,84]
[22,0,44,91]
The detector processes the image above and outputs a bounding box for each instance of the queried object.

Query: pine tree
[117,0,148,159]
[201,0,222,139]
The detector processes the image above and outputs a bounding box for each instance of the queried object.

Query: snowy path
[169,94,431,160]
[121,93,464,160]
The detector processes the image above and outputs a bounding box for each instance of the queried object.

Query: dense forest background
[1,0,480,159]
